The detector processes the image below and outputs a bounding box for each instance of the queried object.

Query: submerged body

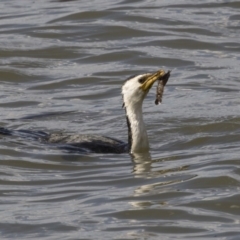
[0,69,170,154]
[47,133,127,153]
[0,128,127,153]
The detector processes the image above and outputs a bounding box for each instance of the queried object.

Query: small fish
[155,71,171,105]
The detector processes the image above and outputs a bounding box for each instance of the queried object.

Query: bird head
[122,69,166,108]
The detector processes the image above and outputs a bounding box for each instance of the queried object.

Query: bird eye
[138,76,147,84]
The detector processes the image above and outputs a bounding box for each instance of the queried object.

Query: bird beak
[140,70,166,92]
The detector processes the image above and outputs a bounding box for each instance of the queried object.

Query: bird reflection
[131,152,189,175]
[131,152,152,174]
[130,152,190,199]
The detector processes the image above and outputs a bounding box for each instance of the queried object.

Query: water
[0,0,240,239]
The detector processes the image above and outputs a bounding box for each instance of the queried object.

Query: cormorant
[0,70,170,154]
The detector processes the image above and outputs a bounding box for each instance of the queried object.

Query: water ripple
[0,0,240,239]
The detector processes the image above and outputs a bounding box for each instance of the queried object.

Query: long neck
[125,101,149,153]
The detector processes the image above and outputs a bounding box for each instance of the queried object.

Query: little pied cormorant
[0,70,170,154]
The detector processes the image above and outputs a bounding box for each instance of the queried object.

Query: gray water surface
[0,0,240,239]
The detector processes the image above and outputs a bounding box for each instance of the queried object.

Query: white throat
[125,100,149,153]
